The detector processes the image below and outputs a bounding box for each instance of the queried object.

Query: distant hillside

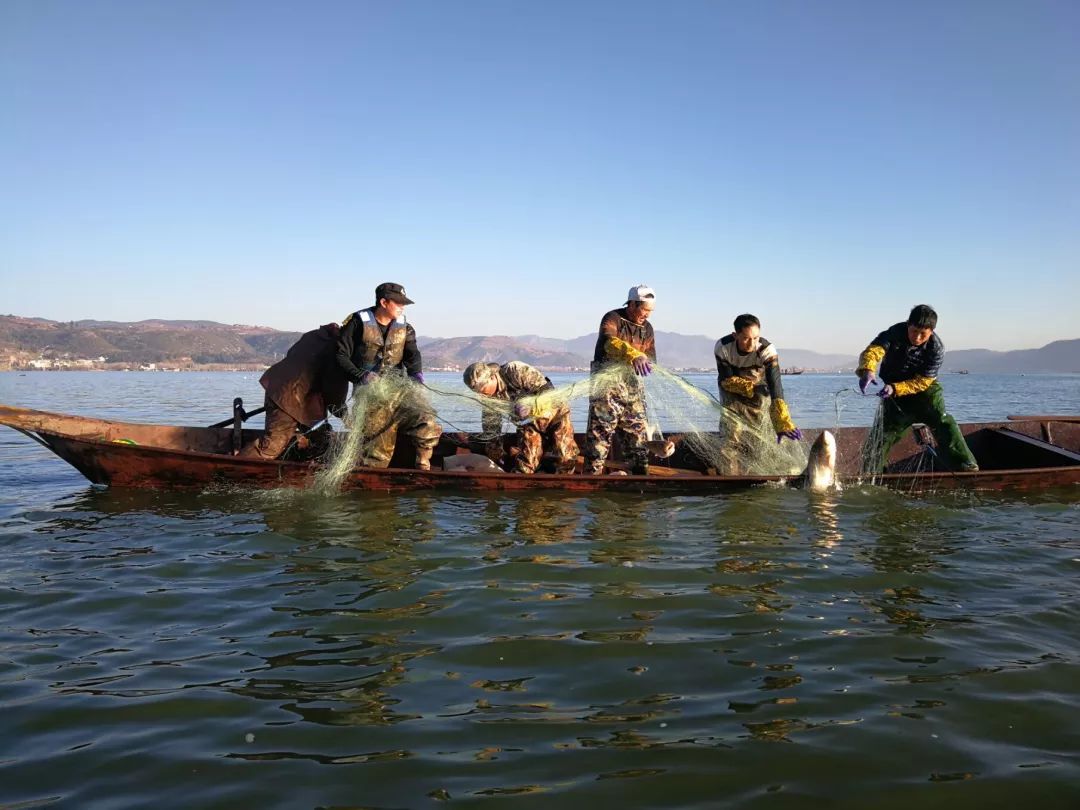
[0,315,301,367]
[419,336,588,370]
[1,315,1076,373]
[942,340,1080,373]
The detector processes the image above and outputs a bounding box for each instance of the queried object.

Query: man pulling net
[714,313,803,475]
[582,284,658,476]
[462,360,578,474]
[334,282,441,471]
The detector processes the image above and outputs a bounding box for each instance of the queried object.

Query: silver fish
[645,439,676,459]
[804,430,837,491]
[443,453,505,473]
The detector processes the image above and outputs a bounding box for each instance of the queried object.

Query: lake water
[1,372,1078,808]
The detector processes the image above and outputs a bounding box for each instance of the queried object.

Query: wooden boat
[2,403,1079,494]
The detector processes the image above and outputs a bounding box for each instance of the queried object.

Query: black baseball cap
[375,282,415,305]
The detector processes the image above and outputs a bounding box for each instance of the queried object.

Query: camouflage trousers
[356,383,442,469]
[718,398,772,476]
[583,376,648,475]
[513,406,579,474]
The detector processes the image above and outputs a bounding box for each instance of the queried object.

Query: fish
[804,430,837,491]
[443,453,505,473]
[645,439,676,458]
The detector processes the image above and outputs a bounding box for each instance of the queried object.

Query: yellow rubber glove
[891,375,936,397]
[721,376,756,399]
[606,336,647,363]
[770,398,797,434]
[857,345,885,375]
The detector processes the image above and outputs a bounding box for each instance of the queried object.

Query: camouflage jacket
[481,361,554,436]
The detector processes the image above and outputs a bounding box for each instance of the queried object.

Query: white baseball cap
[626,284,656,303]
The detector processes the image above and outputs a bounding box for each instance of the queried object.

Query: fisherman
[857,304,978,472]
[237,323,349,460]
[336,282,441,470]
[714,314,802,474]
[463,360,578,474]
[582,284,657,475]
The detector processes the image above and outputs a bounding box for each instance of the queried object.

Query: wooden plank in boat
[1007,415,1080,423]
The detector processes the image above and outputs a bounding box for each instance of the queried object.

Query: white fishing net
[312,364,818,492]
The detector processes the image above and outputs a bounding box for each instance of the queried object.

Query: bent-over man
[463,360,578,474]
[238,322,349,460]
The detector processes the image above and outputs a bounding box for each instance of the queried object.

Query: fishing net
[859,401,888,481]
[859,398,945,488]
[315,373,437,494]
[645,366,808,476]
[313,363,816,490]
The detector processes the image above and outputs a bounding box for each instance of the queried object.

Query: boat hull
[4,404,1079,494]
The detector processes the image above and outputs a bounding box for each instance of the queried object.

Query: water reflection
[860,498,961,574]
[229,630,435,727]
[705,494,798,618]
[514,494,581,547]
[585,496,655,566]
[710,490,796,546]
[210,493,449,729]
[32,487,239,532]
[808,492,844,549]
[868,584,941,636]
[468,495,586,569]
[259,491,439,547]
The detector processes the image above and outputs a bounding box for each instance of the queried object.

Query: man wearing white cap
[582,284,657,475]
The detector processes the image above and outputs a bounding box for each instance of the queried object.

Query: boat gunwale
[27,423,1080,487]
[4,403,1080,489]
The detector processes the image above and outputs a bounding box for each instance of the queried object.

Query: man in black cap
[336,282,441,469]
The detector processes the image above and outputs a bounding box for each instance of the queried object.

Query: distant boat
[952,369,970,374]
[780,367,805,375]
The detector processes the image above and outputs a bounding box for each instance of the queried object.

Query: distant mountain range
[418,332,858,372]
[940,341,1080,374]
[1,315,1077,373]
[0,315,297,367]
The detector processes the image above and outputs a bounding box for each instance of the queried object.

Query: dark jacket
[591,307,656,367]
[873,323,944,383]
[261,324,349,426]
[336,309,422,384]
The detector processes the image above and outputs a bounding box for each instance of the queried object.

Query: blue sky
[2,0,1077,353]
